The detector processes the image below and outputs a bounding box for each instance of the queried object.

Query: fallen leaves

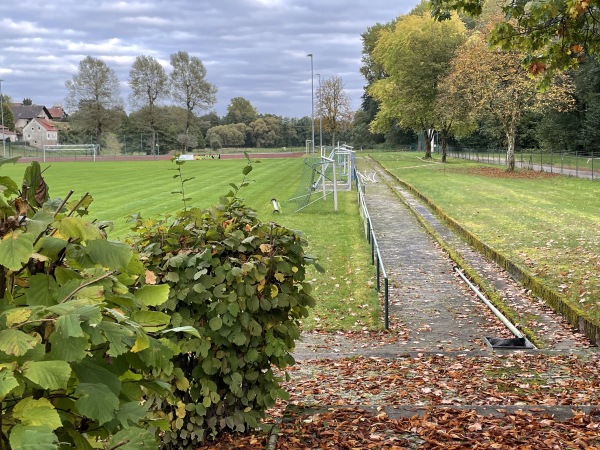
[195,434,268,449]
[192,352,599,448]
[281,353,600,408]
[276,406,600,449]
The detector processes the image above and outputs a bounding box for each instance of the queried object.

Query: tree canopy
[318,75,353,146]
[224,97,258,125]
[438,29,574,169]
[431,0,600,78]
[128,55,169,153]
[169,51,217,151]
[1,97,15,132]
[368,13,466,157]
[65,56,124,148]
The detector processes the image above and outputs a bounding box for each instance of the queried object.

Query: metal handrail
[355,169,390,330]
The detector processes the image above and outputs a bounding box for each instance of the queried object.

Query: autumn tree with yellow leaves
[438,29,575,170]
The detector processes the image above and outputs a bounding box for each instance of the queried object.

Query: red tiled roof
[36,119,58,131]
[48,107,67,119]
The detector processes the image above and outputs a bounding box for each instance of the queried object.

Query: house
[0,125,18,142]
[10,104,52,130]
[22,118,58,148]
[47,105,68,120]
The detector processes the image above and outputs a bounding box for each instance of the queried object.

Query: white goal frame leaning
[42,144,99,162]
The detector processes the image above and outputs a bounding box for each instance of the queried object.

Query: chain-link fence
[447,148,600,181]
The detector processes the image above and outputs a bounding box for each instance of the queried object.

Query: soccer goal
[287,145,355,213]
[42,144,99,162]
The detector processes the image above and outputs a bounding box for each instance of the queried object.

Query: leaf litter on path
[195,352,599,449]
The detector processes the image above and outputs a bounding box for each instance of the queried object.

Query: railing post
[371,234,375,265]
[384,277,389,330]
[376,253,380,291]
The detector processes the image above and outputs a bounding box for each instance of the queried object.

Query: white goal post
[42,144,99,162]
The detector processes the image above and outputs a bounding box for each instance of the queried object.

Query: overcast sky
[1,0,417,118]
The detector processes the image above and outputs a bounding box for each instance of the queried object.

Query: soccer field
[3,158,304,237]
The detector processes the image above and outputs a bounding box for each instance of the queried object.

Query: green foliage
[130,158,318,447]
[170,155,194,211]
[368,13,466,147]
[1,101,15,132]
[431,0,600,78]
[223,97,259,125]
[210,136,222,151]
[0,159,171,449]
[206,124,248,148]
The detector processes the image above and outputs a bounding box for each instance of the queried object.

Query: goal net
[287,157,329,211]
[42,144,99,162]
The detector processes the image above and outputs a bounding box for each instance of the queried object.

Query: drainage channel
[453,266,536,350]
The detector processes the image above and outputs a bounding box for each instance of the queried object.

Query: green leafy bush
[130,160,318,447]
[0,159,178,449]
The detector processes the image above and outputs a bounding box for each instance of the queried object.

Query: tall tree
[431,0,600,77]
[65,56,123,150]
[224,97,258,125]
[206,124,247,148]
[128,55,168,154]
[359,21,397,146]
[250,115,282,148]
[1,95,15,132]
[169,51,217,151]
[368,13,466,158]
[439,30,574,170]
[317,76,353,146]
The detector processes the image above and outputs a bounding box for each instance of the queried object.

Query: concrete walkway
[366,157,590,350]
[294,156,594,359]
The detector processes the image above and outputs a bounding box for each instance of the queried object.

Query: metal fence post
[561,149,564,175]
[371,233,375,265]
[384,278,389,330]
[376,253,380,292]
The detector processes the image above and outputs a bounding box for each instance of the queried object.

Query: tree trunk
[441,131,447,163]
[150,104,157,155]
[506,127,516,171]
[424,129,433,159]
[151,130,157,156]
[184,110,192,152]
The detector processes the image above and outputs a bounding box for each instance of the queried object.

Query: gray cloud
[0,0,416,117]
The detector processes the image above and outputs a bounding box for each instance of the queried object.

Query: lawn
[1,156,380,331]
[372,151,600,320]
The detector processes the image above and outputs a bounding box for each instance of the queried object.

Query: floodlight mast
[307,54,315,154]
[0,79,5,158]
[316,73,323,156]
